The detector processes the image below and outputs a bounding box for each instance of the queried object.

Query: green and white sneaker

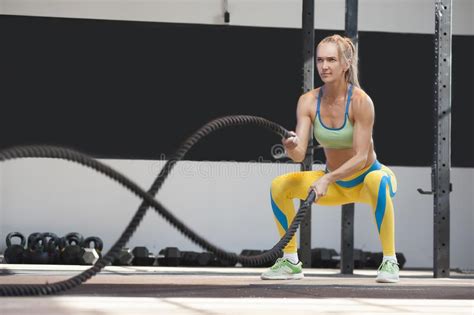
[261,258,304,280]
[376,259,400,283]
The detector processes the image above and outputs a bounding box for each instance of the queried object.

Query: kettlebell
[27,232,43,249]
[25,233,49,264]
[43,232,61,264]
[4,232,26,264]
[82,236,103,258]
[60,232,84,265]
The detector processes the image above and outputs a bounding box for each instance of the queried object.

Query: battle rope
[0,115,316,296]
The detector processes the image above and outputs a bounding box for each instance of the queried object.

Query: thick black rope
[0,115,316,296]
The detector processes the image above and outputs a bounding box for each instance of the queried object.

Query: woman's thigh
[272,170,354,206]
[357,165,397,204]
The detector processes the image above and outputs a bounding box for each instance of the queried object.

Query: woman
[261,34,399,283]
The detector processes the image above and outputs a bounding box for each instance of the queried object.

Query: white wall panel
[0,0,473,35]
[0,158,472,269]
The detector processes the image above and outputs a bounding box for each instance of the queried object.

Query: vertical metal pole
[299,0,315,268]
[433,0,452,278]
[223,0,230,23]
[340,203,355,274]
[340,0,358,275]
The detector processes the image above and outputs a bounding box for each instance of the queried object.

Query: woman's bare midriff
[323,144,377,172]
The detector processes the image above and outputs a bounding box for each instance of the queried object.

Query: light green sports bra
[313,84,354,149]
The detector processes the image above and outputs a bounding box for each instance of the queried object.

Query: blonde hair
[317,34,360,88]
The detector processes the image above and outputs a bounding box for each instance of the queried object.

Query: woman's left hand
[309,176,331,199]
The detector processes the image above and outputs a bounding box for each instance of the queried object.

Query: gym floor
[1,265,473,314]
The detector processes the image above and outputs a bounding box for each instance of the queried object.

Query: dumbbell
[197,252,214,267]
[396,253,407,268]
[311,248,340,268]
[353,249,367,269]
[180,251,199,266]
[81,236,103,265]
[209,253,237,267]
[179,251,214,267]
[131,247,156,266]
[365,251,406,269]
[83,237,103,257]
[4,232,26,264]
[158,247,181,266]
[113,248,134,266]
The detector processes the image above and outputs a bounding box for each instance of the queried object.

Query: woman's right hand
[282,131,299,151]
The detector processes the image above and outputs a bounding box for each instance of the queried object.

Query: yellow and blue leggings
[270,160,397,256]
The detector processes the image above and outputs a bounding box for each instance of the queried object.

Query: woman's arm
[284,93,314,163]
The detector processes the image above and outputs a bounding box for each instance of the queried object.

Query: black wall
[1,15,472,167]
